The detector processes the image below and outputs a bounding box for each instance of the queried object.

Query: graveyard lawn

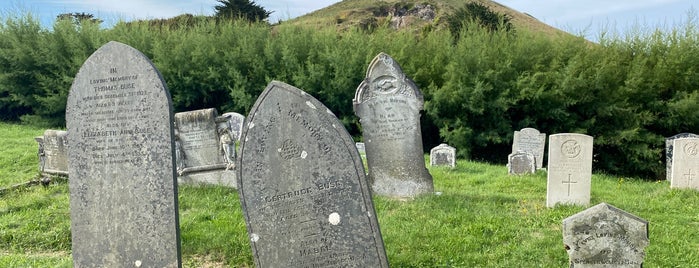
[1,123,698,267]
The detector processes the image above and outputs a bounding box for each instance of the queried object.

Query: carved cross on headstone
[562,174,577,196]
[684,169,696,186]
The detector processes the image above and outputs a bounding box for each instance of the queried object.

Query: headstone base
[178,170,236,188]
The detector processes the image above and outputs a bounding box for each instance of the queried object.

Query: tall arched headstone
[66,41,181,267]
[353,53,433,198]
[238,81,388,267]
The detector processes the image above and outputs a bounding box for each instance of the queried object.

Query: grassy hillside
[1,123,697,267]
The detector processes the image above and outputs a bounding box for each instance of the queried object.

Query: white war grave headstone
[512,127,546,169]
[546,133,593,208]
[175,108,236,188]
[670,137,699,190]
[563,203,649,267]
[353,52,433,198]
[36,129,69,176]
[430,143,456,168]
[66,41,181,267]
[237,81,388,267]
[665,133,698,181]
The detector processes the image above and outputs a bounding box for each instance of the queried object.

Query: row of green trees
[1,13,697,179]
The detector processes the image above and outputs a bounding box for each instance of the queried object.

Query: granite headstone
[430,143,456,168]
[66,41,181,267]
[512,127,546,169]
[670,137,699,190]
[546,133,593,208]
[665,133,698,181]
[563,203,649,267]
[353,52,433,198]
[238,81,388,267]
[36,129,69,176]
[507,151,536,175]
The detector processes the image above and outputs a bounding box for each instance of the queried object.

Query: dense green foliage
[446,2,513,39]
[0,12,698,179]
[214,0,272,22]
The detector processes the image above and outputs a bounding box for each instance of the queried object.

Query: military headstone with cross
[546,133,593,208]
[670,137,699,190]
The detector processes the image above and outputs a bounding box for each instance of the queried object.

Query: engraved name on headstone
[430,143,456,168]
[238,81,388,267]
[174,108,236,187]
[670,137,699,190]
[563,203,649,267]
[507,151,536,175]
[36,129,69,176]
[66,41,181,267]
[546,133,593,208]
[353,52,433,198]
[665,133,698,181]
[512,127,546,169]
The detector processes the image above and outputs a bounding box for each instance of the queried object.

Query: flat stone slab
[563,203,649,267]
[237,81,388,267]
[66,41,180,267]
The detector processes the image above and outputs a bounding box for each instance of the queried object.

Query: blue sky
[0,0,695,40]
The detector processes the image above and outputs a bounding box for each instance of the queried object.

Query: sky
[0,0,695,40]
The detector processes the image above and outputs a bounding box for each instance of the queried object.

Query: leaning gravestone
[353,52,433,198]
[36,129,69,176]
[221,111,245,141]
[546,133,593,208]
[670,137,699,190]
[512,127,546,169]
[66,41,181,267]
[175,108,236,187]
[665,133,698,181]
[507,151,536,175]
[238,81,388,267]
[430,143,456,168]
[563,203,649,267]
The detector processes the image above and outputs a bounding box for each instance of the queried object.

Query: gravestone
[512,127,546,169]
[665,133,698,181]
[355,142,366,156]
[546,133,593,208]
[670,137,699,190]
[174,108,236,188]
[430,143,456,168]
[238,81,388,267]
[66,41,181,267]
[563,203,649,267]
[36,129,69,176]
[221,111,245,141]
[507,151,536,175]
[353,52,433,198]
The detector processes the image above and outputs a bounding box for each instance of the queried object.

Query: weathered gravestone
[238,81,389,267]
[665,133,698,181]
[353,52,433,198]
[175,108,236,188]
[507,151,536,175]
[221,111,245,142]
[563,203,649,267]
[512,127,546,169]
[546,133,593,208]
[36,129,69,176]
[66,41,181,267]
[430,143,456,168]
[355,142,366,156]
[670,137,699,190]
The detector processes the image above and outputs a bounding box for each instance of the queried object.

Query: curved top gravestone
[66,41,180,267]
[238,81,388,267]
[353,52,433,198]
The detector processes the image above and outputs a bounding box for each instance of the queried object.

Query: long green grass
[1,122,698,267]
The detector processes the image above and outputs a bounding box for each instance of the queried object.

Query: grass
[1,122,698,267]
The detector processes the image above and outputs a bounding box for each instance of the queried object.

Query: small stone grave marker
[66,41,181,267]
[512,127,546,169]
[563,203,649,267]
[665,133,698,181]
[36,129,69,176]
[174,108,236,187]
[353,52,433,198]
[238,81,388,267]
[355,142,366,156]
[670,137,699,190]
[430,143,456,168]
[507,151,535,175]
[546,133,593,208]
